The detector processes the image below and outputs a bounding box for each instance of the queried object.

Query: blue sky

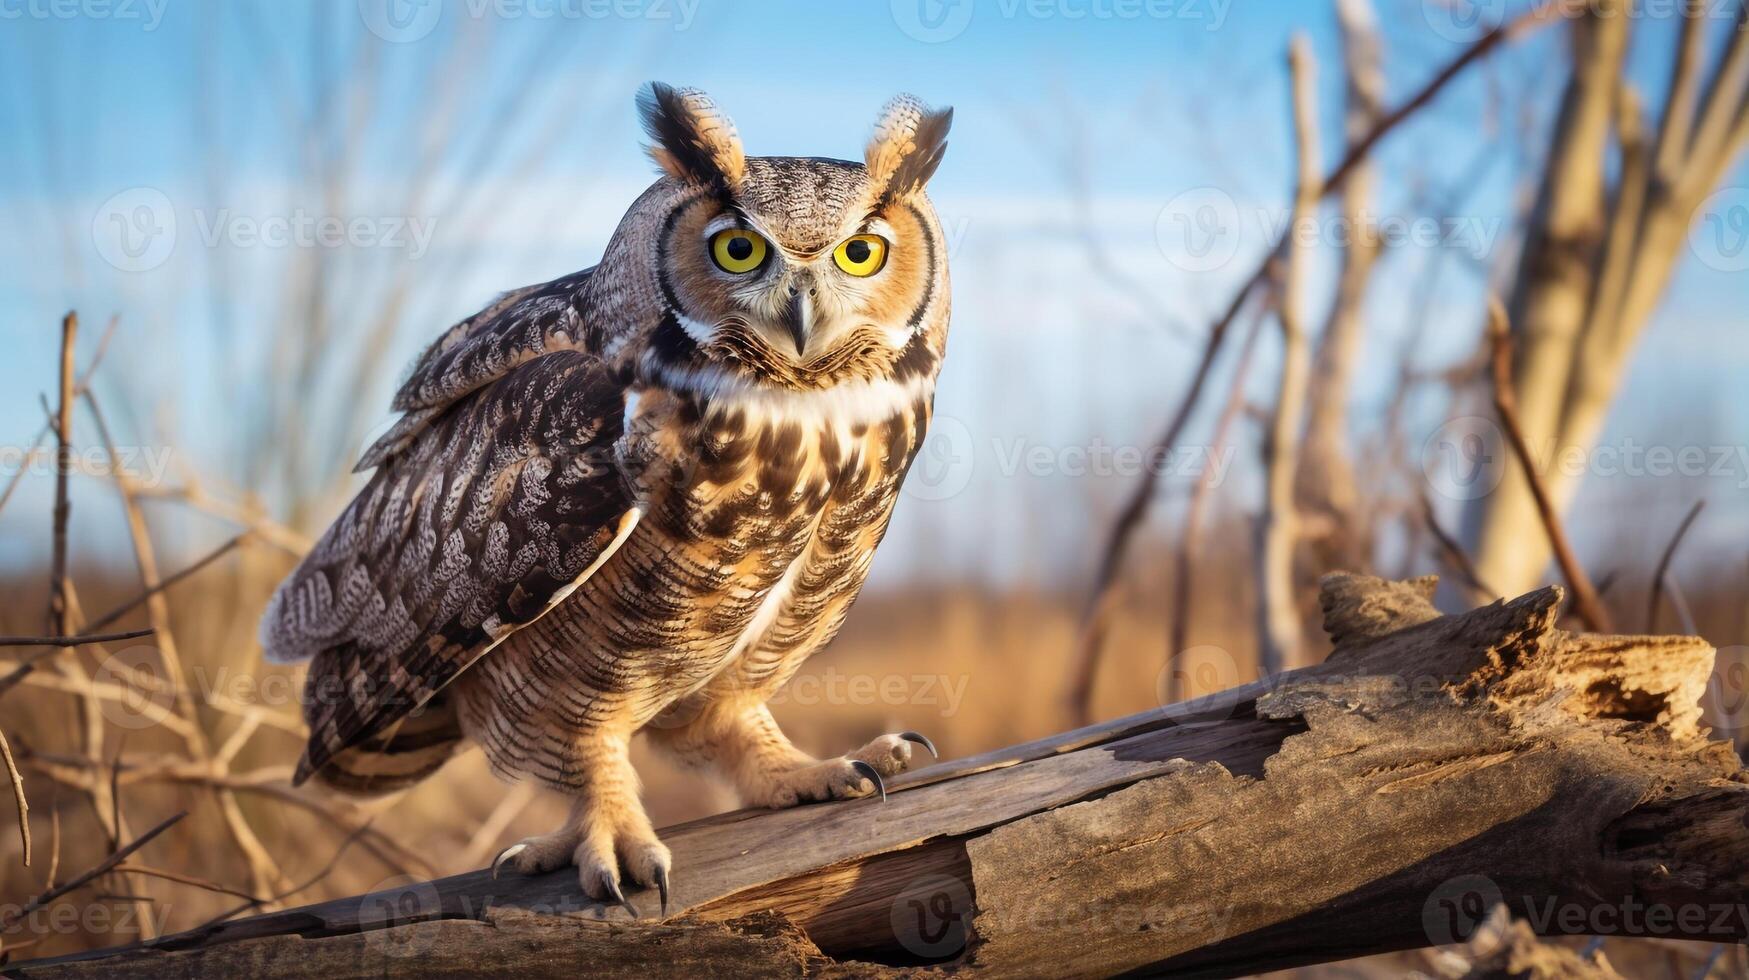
[1,0,1746,586]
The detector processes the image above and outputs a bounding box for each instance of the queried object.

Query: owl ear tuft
[638,83,746,192]
[865,94,952,204]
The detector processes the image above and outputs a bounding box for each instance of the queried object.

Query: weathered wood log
[7,574,1746,979]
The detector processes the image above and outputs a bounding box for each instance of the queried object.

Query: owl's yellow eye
[709,229,769,274]
[832,234,888,277]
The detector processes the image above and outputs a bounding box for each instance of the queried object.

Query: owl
[259,83,952,912]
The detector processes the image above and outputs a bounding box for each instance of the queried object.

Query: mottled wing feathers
[370,270,595,449]
[260,349,635,785]
[355,270,594,473]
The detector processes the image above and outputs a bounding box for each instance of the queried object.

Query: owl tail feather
[296,697,463,799]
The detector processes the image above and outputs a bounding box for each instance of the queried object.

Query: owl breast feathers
[260,83,953,830]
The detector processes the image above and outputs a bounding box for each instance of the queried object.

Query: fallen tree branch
[7,573,1745,978]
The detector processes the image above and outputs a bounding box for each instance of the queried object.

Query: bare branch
[110,863,261,903]
[1166,308,1266,703]
[1256,35,1322,675]
[0,811,186,934]
[1,729,27,867]
[47,312,76,641]
[1420,491,1497,603]
[83,534,248,633]
[1647,499,1705,634]
[0,628,156,650]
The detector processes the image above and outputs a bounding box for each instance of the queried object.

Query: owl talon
[851,759,887,801]
[899,731,938,759]
[655,864,670,917]
[491,843,528,879]
[601,875,628,907]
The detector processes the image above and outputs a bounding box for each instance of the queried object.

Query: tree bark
[7,574,1745,979]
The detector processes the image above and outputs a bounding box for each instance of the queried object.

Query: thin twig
[1648,499,1705,634]
[84,534,248,633]
[1421,491,1497,602]
[111,863,261,903]
[0,811,186,933]
[19,751,430,879]
[0,631,158,699]
[1661,571,1699,637]
[0,315,118,523]
[47,312,76,642]
[1166,302,1267,704]
[45,792,60,888]
[1485,298,1611,632]
[169,819,375,936]
[1,730,28,867]
[0,628,156,649]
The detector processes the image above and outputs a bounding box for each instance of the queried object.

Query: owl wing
[260,309,637,784]
[354,269,596,471]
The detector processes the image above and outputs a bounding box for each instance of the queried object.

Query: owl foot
[490,806,672,917]
[751,731,936,808]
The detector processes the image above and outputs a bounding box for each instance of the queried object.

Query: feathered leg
[492,729,669,912]
[646,698,934,807]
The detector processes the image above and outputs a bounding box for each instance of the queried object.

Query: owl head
[630,83,952,391]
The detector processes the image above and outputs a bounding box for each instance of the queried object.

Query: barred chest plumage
[451,380,931,779]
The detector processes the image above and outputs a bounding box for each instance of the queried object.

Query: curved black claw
[850,759,888,802]
[491,843,528,880]
[899,730,938,759]
[654,864,670,917]
[602,877,639,918]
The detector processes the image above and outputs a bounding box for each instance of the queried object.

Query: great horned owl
[259,84,952,910]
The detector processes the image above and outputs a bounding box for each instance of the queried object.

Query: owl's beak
[781,288,811,358]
